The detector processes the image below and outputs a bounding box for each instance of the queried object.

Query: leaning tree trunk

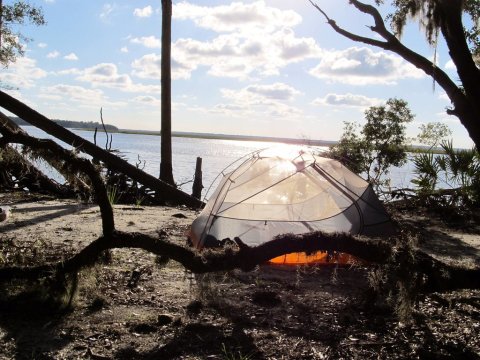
[160,0,175,186]
[0,90,203,208]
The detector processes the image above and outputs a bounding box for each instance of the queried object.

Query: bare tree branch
[309,0,480,149]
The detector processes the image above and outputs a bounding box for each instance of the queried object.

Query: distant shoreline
[71,127,338,147]
[84,128,442,153]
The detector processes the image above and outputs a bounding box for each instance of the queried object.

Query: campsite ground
[0,192,479,359]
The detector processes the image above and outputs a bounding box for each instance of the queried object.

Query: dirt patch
[0,194,479,359]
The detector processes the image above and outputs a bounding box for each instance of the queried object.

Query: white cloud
[131,54,161,79]
[312,93,383,108]
[39,84,126,108]
[174,1,301,34]
[309,47,424,85]
[120,46,128,53]
[167,1,320,79]
[0,57,47,89]
[244,83,300,101]
[55,68,82,76]
[44,85,103,103]
[133,95,160,107]
[47,50,60,59]
[100,3,117,22]
[131,53,195,80]
[133,6,153,18]
[64,53,79,61]
[172,29,320,79]
[76,63,132,89]
[438,91,451,102]
[130,36,161,49]
[216,82,302,118]
[37,42,47,48]
[74,62,161,94]
[444,60,456,71]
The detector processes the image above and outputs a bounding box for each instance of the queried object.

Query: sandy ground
[0,193,479,359]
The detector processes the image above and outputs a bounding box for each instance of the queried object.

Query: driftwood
[0,90,203,208]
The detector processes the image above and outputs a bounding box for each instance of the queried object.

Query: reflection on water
[20,126,416,199]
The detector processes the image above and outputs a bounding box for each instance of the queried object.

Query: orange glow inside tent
[268,251,357,265]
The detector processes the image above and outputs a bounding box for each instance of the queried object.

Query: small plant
[221,343,252,360]
[135,195,145,207]
[412,140,480,211]
[107,184,120,205]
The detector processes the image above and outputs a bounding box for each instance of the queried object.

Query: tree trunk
[437,0,480,149]
[0,90,203,208]
[160,0,175,186]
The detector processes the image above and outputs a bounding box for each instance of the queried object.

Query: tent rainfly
[189,148,395,264]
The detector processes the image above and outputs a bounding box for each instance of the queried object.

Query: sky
[1,0,475,148]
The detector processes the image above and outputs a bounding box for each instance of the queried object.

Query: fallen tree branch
[0,229,478,293]
[0,90,203,208]
[0,122,115,235]
[0,111,91,196]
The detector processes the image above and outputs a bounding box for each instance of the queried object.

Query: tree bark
[0,90,203,208]
[160,0,175,186]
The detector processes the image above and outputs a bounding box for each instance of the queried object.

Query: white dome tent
[189,148,395,264]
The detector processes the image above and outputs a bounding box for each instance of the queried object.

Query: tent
[189,148,394,264]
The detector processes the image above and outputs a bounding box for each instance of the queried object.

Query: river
[20,126,417,199]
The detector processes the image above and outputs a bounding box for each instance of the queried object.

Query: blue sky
[1,0,474,148]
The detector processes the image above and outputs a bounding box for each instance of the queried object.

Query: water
[20,126,418,199]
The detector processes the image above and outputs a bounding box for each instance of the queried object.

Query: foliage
[416,122,452,149]
[329,121,366,175]
[329,98,413,189]
[106,184,120,205]
[376,0,480,64]
[412,151,441,195]
[412,140,480,210]
[0,1,46,67]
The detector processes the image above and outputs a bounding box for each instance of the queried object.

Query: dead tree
[160,0,175,186]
